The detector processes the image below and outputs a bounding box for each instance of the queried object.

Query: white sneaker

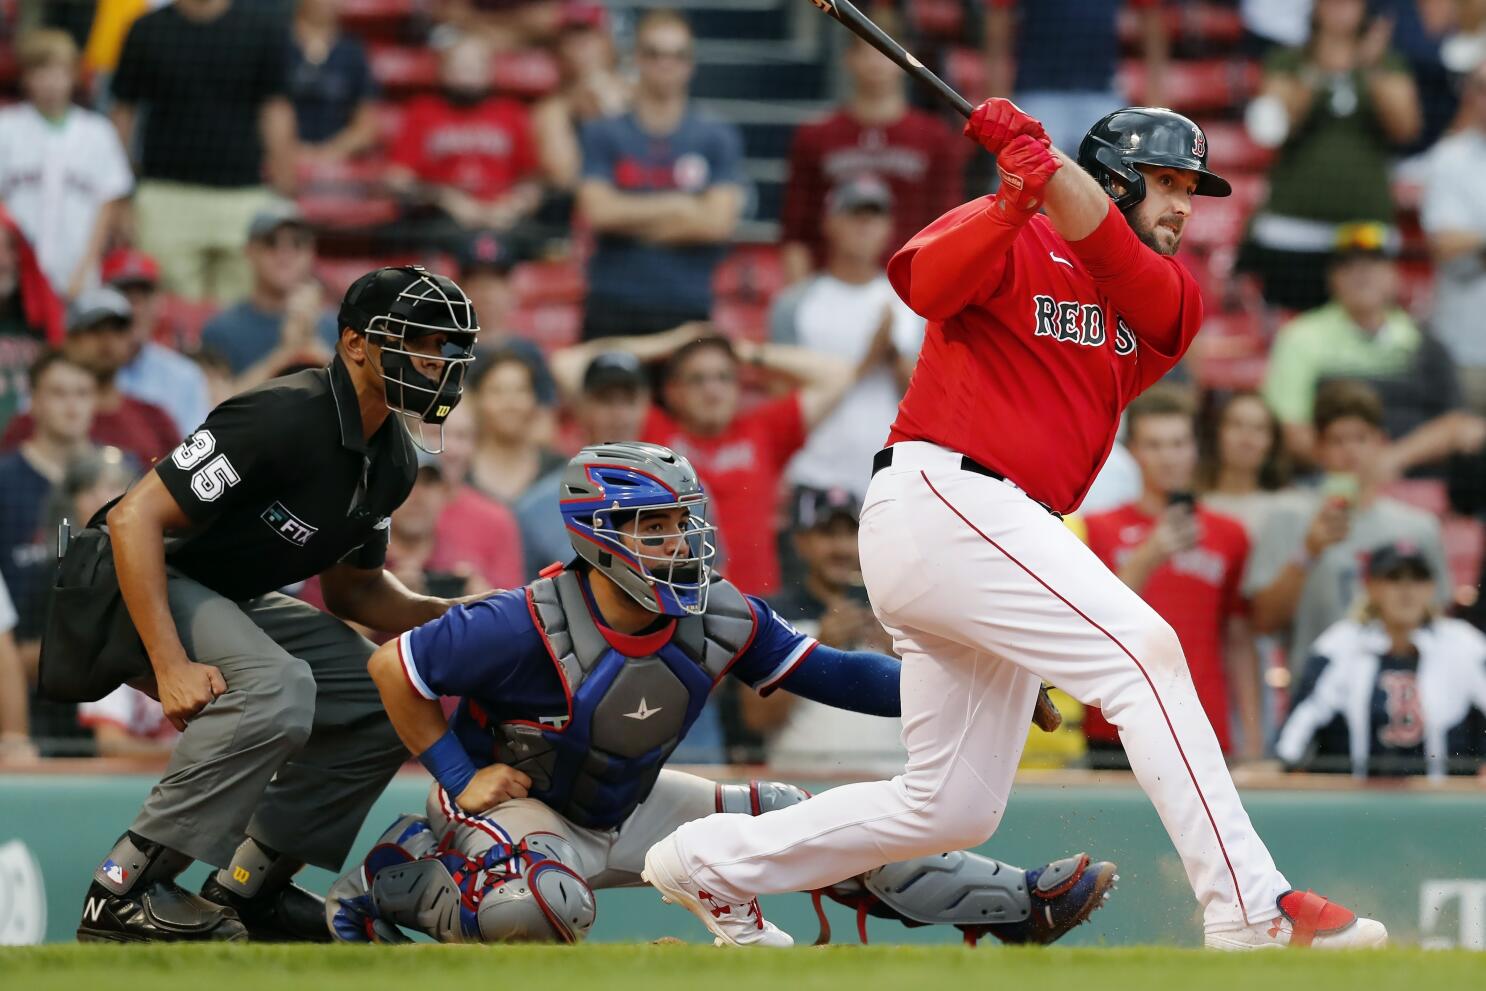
[1205,890,1387,950]
[642,834,793,948]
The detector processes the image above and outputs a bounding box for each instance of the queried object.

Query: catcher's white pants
[672,442,1290,930]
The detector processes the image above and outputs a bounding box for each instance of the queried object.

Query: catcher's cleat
[975,853,1118,946]
[200,875,332,943]
[642,834,793,948]
[76,880,247,943]
[1204,890,1387,950]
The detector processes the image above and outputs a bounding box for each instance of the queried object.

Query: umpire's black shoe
[76,880,248,943]
[200,876,332,942]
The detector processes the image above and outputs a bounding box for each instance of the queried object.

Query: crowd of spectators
[1,0,1484,778]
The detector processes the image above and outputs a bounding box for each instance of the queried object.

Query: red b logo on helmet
[1192,130,1206,158]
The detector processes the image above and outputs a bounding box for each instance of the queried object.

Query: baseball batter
[645,102,1387,950]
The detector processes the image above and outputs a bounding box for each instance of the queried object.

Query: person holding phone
[1247,380,1450,680]
[1081,386,1263,762]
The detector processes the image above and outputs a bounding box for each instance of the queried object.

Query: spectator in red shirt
[779,7,965,283]
[560,324,851,594]
[1081,385,1263,763]
[1,288,178,466]
[387,35,542,243]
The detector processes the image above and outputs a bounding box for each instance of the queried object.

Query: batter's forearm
[1041,148,1114,243]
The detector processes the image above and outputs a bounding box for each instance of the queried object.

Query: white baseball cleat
[642,834,793,948]
[1205,890,1387,950]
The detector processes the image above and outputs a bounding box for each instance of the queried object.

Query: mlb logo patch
[103,859,126,885]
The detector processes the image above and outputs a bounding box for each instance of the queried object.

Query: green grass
[1,944,1481,991]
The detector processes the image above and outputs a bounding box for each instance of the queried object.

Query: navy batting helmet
[1077,107,1231,212]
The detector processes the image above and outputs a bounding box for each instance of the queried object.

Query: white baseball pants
[672,442,1290,931]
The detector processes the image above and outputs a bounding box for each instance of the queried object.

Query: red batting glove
[964,97,1050,157]
[995,134,1061,221]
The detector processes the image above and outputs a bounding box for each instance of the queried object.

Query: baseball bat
[807,0,975,118]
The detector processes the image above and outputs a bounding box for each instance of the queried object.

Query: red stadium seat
[1195,120,1273,174]
[713,244,785,302]
[1182,172,1265,254]
[1120,58,1261,114]
[1119,3,1245,50]
[155,295,220,351]
[908,0,966,41]
[314,255,433,295]
[946,46,988,104]
[297,192,400,229]
[492,49,561,100]
[712,299,770,343]
[511,302,582,353]
[1193,309,1269,391]
[512,259,586,306]
[295,155,388,191]
[1381,479,1449,517]
[368,45,439,94]
[1442,515,1485,601]
[339,0,416,40]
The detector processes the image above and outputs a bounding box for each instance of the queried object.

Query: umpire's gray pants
[129,574,406,870]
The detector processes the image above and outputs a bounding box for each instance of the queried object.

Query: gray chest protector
[493,570,754,830]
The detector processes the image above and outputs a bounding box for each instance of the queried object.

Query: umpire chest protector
[481,570,754,829]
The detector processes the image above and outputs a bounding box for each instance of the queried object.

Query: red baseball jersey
[780,109,967,268]
[886,199,1204,513]
[1081,503,1251,751]
[391,95,537,202]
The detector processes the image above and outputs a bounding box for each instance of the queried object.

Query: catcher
[328,442,1115,946]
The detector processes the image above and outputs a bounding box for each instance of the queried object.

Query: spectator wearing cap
[576,10,745,339]
[290,0,380,164]
[385,461,522,605]
[0,210,65,431]
[1275,541,1486,778]
[1247,380,1451,680]
[1262,222,1463,464]
[465,347,566,508]
[738,486,904,773]
[2,291,176,467]
[455,231,555,405]
[386,35,542,246]
[779,6,964,283]
[517,350,652,577]
[111,0,298,303]
[106,249,212,437]
[0,352,98,664]
[199,203,339,390]
[773,177,925,503]
[0,29,133,298]
[531,3,628,195]
[1422,56,1486,415]
[1239,0,1421,310]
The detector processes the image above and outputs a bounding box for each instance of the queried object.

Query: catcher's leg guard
[325,814,435,943]
[714,780,811,815]
[474,832,596,944]
[815,850,1118,946]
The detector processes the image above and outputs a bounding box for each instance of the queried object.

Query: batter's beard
[1129,213,1182,256]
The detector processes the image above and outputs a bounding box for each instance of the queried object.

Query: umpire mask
[339,266,479,454]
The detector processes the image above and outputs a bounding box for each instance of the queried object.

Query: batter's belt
[871,447,1062,518]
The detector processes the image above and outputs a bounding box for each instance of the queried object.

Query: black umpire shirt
[154,355,416,602]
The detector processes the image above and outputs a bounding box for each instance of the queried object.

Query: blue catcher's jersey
[398,569,818,828]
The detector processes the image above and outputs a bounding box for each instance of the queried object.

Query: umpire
[52,267,481,943]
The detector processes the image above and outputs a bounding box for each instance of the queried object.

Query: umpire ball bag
[38,497,150,703]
